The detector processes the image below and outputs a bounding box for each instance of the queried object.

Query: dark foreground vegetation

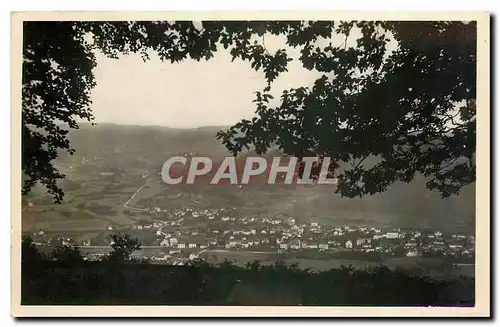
[21,234,474,306]
[22,261,474,306]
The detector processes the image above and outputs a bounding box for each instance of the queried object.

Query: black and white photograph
[11,11,490,317]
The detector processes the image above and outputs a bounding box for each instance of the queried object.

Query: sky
[89,28,360,128]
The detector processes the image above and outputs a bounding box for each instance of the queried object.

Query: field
[199,250,475,279]
[21,123,476,239]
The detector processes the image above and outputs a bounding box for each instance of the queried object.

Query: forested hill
[57,123,475,233]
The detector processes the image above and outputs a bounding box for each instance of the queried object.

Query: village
[30,205,476,266]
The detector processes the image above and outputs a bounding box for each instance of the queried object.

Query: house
[107,226,113,231]
[279,243,288,250]
[385,232,399,239]
[177,243,186,249]
[356,238,370,246]
[404,242,418,249]
[289,238,301,250]
[319,243,329,250]
[406,249,419,257]
[229,240,242,248]
[160,239,169,247]
[169,238,178,246]
[308,244,318,249]
[345,240,353,249]
[188,243,197,249]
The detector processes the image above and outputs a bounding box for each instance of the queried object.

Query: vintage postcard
[11,11,490,317]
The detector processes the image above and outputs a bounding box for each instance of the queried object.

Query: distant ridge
[74,121,231,132]
[54,122,474,234]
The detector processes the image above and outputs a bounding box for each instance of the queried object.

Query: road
[123,174,151,211]
[79,245,169,249]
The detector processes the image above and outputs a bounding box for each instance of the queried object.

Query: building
[404,242,418,249]
[279,243,288,250]
[356,238,370,246]
[406,249,419,257]
[160,239,169,247]
[449,244,464,250]
[345,240,353,249]
[319,243,329,250]
[385,232,399,239]
[177,243,186,249]
[188,243,197,249]
[289,238,301,250]
[229,240,242,248]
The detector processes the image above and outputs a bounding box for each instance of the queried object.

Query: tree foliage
[21,235,44,264]
[50,243,84,265]
[21,20,476,202]
[107,232,141,262]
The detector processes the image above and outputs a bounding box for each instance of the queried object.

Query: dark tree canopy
[107,232,141,262]
[21,20,476,202]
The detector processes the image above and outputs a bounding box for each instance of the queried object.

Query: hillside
[38,123,476,233]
